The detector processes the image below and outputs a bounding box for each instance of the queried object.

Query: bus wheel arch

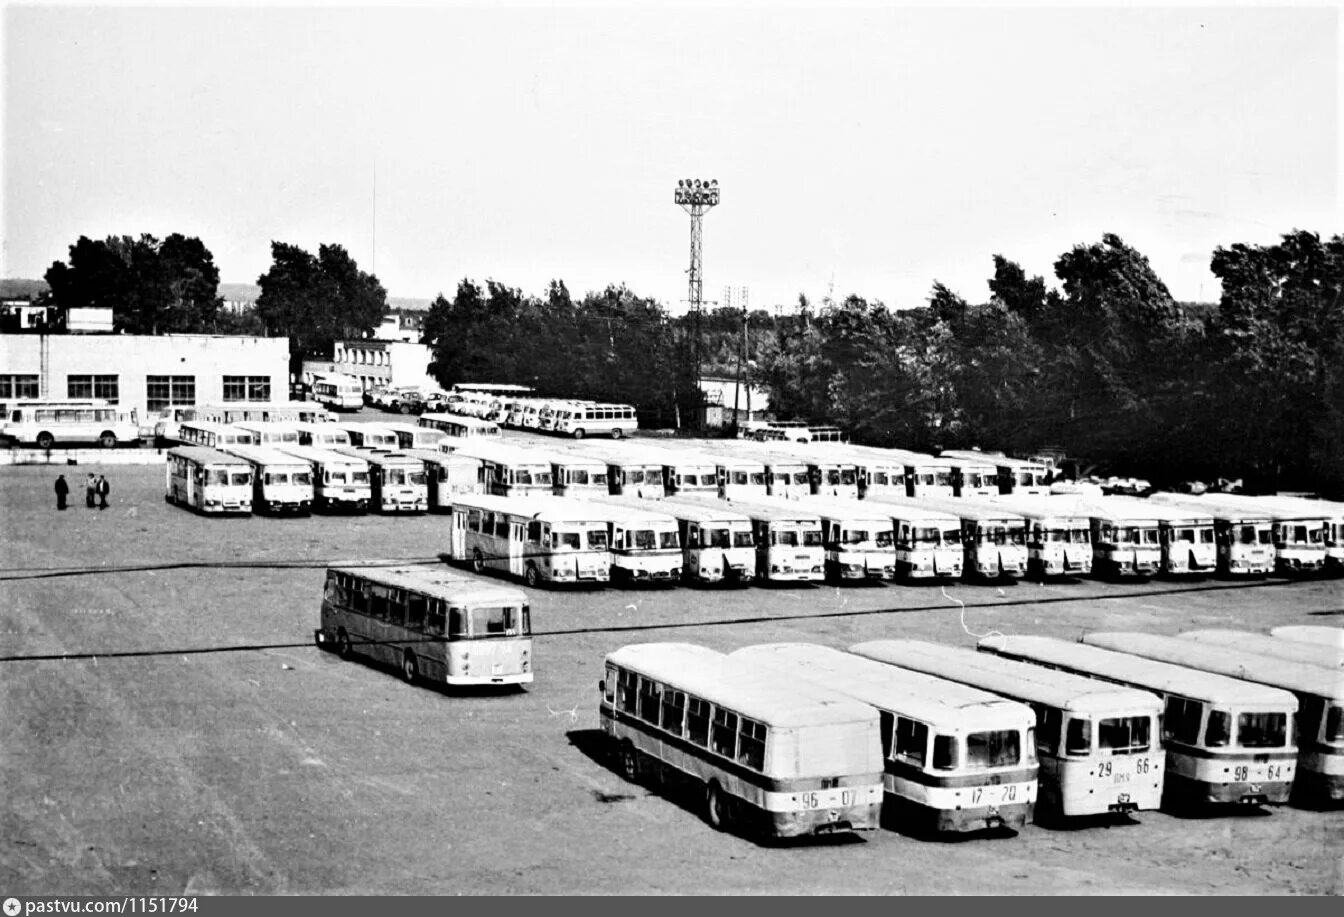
[524,563,540,588]
[335,628,352,658]
[471,549,485,573]
[35,431,54,449]
[401,650,419,684]
[98,430,117,448]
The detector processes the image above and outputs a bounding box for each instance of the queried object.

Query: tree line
[35,229,1344,495]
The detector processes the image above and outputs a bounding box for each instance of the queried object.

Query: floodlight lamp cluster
[674,178,720,206]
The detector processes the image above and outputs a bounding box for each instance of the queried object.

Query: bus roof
[579,497,681,526]
[770,496,895,525]
[1269,625,1344,649]
[451,492,612,525]
[655,496,755,525]
[448,440,559,464]
[167,445,253,466]
[232,420,301,432]
[329,564,527,604]
[217,445,314,467]
[400,448,481,468]
[1081,632,1344,700]
[1188,493,1332,523]
[849,640,1164,714]
[605,642,880,730]
[271,444,369,467]
[332,446,421,465]
[1148,492,1273,523]
[982,495,1092,522]
[873,495,1027,525]
[734,643,1037,730]
[702,495,822,524]
[978,635,1299,708]
[853,497,964,525]
[419,412,500,430]
[1177,630,1344,670]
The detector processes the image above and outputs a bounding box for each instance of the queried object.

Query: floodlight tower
[674,178,720,426]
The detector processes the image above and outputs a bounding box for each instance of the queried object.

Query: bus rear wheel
[572,428,585,440]
[472,549,485,573]
[611,428,623,440]
[402,651,419,684]
[36,432,54,449]
[705,782,728,831]
[618,742,639,783]
[98,431,117,448]
[525,564,540,588]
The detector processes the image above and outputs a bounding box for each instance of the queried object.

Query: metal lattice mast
[674,178,720,427]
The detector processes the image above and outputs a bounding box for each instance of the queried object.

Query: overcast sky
[2,2,1339,313]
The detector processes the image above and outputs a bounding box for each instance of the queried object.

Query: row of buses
[597,625,1344,842]
[448,391,640,439]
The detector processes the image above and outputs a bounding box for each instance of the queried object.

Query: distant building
[371,311,424,344]
[316,338,438,394]
[0,333,289,422]
[699,374,770,429]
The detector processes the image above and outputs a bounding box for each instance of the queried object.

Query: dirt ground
[1,462,1341,895]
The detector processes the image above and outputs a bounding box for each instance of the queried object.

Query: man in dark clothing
[85,473,97,507]
[55,474,70,510]
[97,474,110,509]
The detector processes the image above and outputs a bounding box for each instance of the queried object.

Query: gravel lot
[2,461,1341,895]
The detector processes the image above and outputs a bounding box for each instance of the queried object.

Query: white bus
[654,497,756,586]
[987,495,1093,578]
[734,643,1038,835]
[941,454,1002,499]
[1270,625,1344,649]
[787,497,895,582]
[861,498,964,582]
[1081,631,1344,806]
[942,451,1052,496]
[231,420,301,447]
[1149,493,1275,577]
[889,449,956,500]
[450,382,538,400]
[714,455,771,502]
[448,493,611,588]
[1196,494,1329,575]
[1177,629,1344,671]
[586,499,683,585]
[178,420,256,450]
[333,447,427,513]
[3,399,142,449]
[400,449,483,512]
[417,412,502,442]
[316,564,532,687]
[850,639,1164,823]
[979,635,1298,809]
[313,374,364,412]
[332,422,400,449]
[691,496,826,584]
[550,452,612,498]
[377,420,447,452]
[293,421,352,449]
[1078,497,1163,578]
[1116,497,1218,576]
[448,440,555,496]
[272,444,371,512]
[1265,495,1344,573]
[219,444,314,514]
[599,642,885,839]
[720,441,814,500]
[164,446,254,514]
[557,443,667,499]
[891,495,1028,581]
[152,401,330,446]
[550,401,639,439]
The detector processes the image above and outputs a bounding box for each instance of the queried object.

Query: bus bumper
[767,802,883,838]
[932,802,1032,834]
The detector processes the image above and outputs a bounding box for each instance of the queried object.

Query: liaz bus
[1076,496,1163,578]
[1270,625,1344,649]
[333,422,399,449]
[449,493,612,587]
[2,399,142,449]
[377,420,447,453]
[986,495,1093,578]
[1177,629,1344,671]
[1196,494,1328,575]
[333,447,427,513]
[978,635,1298,810]
[231,420,301,447]
[312,374,364,412]
[447,440,555,497]
[653,497,757,586]
[891,495,1028,581]
[272,444,371,512]
[293,421,352,449]
[849,639,1165,823]
[164,446,254,514]
[586,500,683,585]
[417,412,502,443]
[785,497,894,582]
[219,444,314,514]
[1265,495,1344,573]
[400,449,483,512]
[178,420,256,450]
[316,564,532,687]
[941,453,1002,499]
[598,642,885,839]
[714,455,771,502]
[698,496,825,584]
[555,442,665,498]
[887,449,956,500]
[1081,631,1344,805]
[1149,493,1275,577]
[860,498,964,582]
[942,451,1051,496]
[549,401,639,439]
[549,451,611,498]
[733,643,1039,836]
[1118,497,1218,576]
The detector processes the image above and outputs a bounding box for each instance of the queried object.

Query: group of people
[53,472,110,510]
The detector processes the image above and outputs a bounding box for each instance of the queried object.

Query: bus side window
[878,711,894,758]
[1205,710,1231,747]
[527,521,543,544]
[711,708,739,759]
[617,669,638,714]
[638,678,662,725]
[686,697,710,746]
[1036,707,1061,756]
[1065,717,1092,755]
[406,593,427,630]
[349,582,369,614]
[369,585,392,621]
[386,590,406,626]
[661,689,687,736]
[895,717,929,768]
[932,735,957,771]
[425,601,445,637]
[737,718,766,771]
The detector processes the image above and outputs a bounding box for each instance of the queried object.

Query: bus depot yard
[2,463,1342,896]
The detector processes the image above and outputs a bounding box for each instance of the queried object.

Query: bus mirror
[597,679,606,695]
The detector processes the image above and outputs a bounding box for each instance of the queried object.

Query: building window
[146,375,196,413]
[222,375,271,402]
[0,375,40,400]
[67,374,119,403]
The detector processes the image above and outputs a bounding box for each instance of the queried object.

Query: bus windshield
[351,471,370,485]
[293,471,312,485]
[733,530,754,548]
[843,529,870,545]
[875,530,894,548]
[803,529,824,547]
[660,531,680,550]
[587,529,609,550]
[556,531,581,550]
[449,604,530,638]
[707,528,731,548]
[264,472,289,485]
[965,730,1021,769]
[1237,712,1287,748]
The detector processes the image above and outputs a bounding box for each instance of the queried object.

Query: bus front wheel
[525,564,540,588]
[472,549,485,573]
[705,782,728,831]
[572,428,585,440]
[98,431,117,448]
[611,428,623,440]
[402,651,419,684]
[36,432,54,449]
[335,629,352,659]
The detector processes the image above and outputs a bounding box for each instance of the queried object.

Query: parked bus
[649,447,720,498]
[293,421,352,449]
[979,635,1298,809]
[1259,495,1344,574]
[986,495,1093,578]
[1270,625,1344,649]
[889,495,1028,581]
[333,447,427,513]
[1118,498,1218,576]
[886,449,956,500]
[312,374,364,412]
[550,451,611,498]
[1177,630,1344,671]
[861,498,964,582]
[943,451,1051,496]
[941,454,1002,499]
[449,382,538,400]
[178,421,255,450]
[1196,494,1329,575]
[1149,493,1275,577]
[850,640,1164,822]
[333,422,399,449]
[272,444,370,512]
[558,443,666,498]
[219,444,314,514]
[720,442,813,499]
[400,449,483,512]
[164,446,254,514]
[849,452,909,502]
[715,455,771,501]
[692,496,825,584]
[586,499,683,585]
[231,420,301,447]
[1,399,142,450]
[417,412,502,442]
[448,440,555,497]
[1081,631,1344,804]
[153,401,329,446]
[448,493,611,587]
[598,642,885,838]
[734,643,1038,835]
[550,401,639,439]
[1073,496,1163,579]
[788,497,895,582]
[653,497,756,585]
[377,420,447,452]
[315,564,532,687]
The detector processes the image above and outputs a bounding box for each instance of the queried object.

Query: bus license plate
[798,788,859,809]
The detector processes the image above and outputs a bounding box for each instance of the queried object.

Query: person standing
[85,473,97,508]
[55,474,70,510]
[96,474,110,509]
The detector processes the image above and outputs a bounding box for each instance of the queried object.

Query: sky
[2,1,1340,313]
